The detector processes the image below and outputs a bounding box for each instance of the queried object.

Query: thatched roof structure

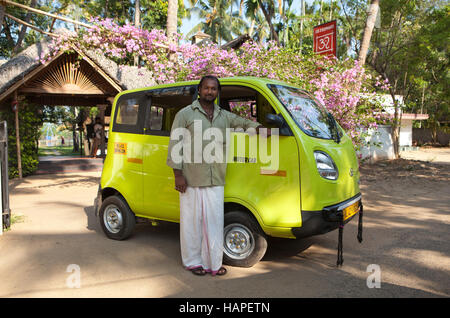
[0,32,156,107]
[221,34,251,50]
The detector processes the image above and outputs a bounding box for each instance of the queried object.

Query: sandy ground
[400,146,450,165]
[0,147,449,298]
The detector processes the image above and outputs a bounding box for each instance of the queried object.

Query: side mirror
[266,113,284,126]
[265,113,293,136]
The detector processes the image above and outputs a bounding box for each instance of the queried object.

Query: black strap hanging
[357,203,363,243]
[337,214,344,267]
[336,201,363,267]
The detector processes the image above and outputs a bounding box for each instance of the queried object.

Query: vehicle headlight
[314,151,338,180]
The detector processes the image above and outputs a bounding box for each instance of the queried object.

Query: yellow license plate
[343,201,360,221]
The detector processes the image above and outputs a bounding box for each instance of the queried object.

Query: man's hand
[173,169,187,193]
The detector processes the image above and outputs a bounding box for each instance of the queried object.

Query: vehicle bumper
[291,193,362,239]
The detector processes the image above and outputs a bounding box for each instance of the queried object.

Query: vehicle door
[221,83,301,229]
[141,85,197,221]
[109,91,148,214]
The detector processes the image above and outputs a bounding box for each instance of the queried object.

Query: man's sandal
[190,267,207,276]
[212,267,227,276]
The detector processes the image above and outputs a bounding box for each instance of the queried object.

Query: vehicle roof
[120,76,299,95]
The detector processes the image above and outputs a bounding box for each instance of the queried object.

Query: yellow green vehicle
[95,76,363,267]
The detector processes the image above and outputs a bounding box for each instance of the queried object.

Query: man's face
[198,78,219,104]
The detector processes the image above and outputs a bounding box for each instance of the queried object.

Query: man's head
[198,75,220,104]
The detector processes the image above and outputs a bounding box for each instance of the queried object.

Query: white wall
[359,125,395,162]
[399,119,413,147]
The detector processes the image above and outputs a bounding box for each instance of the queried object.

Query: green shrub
[0,100,43,178]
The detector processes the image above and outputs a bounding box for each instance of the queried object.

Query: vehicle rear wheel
[99,195,136,240]
[223,211,268,267]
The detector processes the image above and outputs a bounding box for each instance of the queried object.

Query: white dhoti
[179,186,224,274]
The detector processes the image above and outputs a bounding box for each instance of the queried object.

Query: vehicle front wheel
[99,195,136,240]
[223,211,268,267]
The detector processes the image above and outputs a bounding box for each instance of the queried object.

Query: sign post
[313,20,337,57]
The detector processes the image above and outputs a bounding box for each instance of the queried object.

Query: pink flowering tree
[39,18,389,149]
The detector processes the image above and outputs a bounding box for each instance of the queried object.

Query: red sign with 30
[313,20,337,57]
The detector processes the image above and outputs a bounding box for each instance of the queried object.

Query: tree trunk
[257,0,279,45]
[388,87,400,159]
[0,5,5,35]
[134,0,141,66]
[299,0,305,54]
[320,0,323,23]
[167,0,178,61]
[12,0,37,55]
[249,19,255,37]
[329,0,333,21]
[134,0,141,29]
[358,0,379,66]
[419,85,425,128]
[167,0,178,40]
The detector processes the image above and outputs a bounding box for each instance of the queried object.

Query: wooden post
[13,91,22,179]
[97,104,107,157]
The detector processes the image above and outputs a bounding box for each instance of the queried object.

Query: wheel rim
[224,223,255,260]
[103,204,123,234]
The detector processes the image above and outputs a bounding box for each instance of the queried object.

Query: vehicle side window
[117,99,139,125]
[229,100,257,122]
[145,85,196,136]
[220,85,277,127]
[113,92,147,134]
[148,106,164,131]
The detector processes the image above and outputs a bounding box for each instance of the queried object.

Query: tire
[98,195,136,240]
[223,211,268,268]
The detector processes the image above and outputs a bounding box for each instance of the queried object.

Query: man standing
[90,117,103,158]
[166,75,269,276]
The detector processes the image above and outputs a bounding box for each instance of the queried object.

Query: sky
[179,0,316,41]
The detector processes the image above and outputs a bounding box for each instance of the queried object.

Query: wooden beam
[27,95,110,107]
[5,13,60,38]
[19,87,105,95]
[4,12,59,38]
[0,0,91,28]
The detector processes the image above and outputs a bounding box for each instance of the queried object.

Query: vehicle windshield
[268,84,340,141]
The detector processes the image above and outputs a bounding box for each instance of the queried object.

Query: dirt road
[0,148,449,297]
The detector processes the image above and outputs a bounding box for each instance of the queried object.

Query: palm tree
[256,0,280,44]
[186,0,246,44]
[251,11,270,45]
[240,0,283,45]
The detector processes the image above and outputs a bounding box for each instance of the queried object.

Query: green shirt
[166,100,261,187]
